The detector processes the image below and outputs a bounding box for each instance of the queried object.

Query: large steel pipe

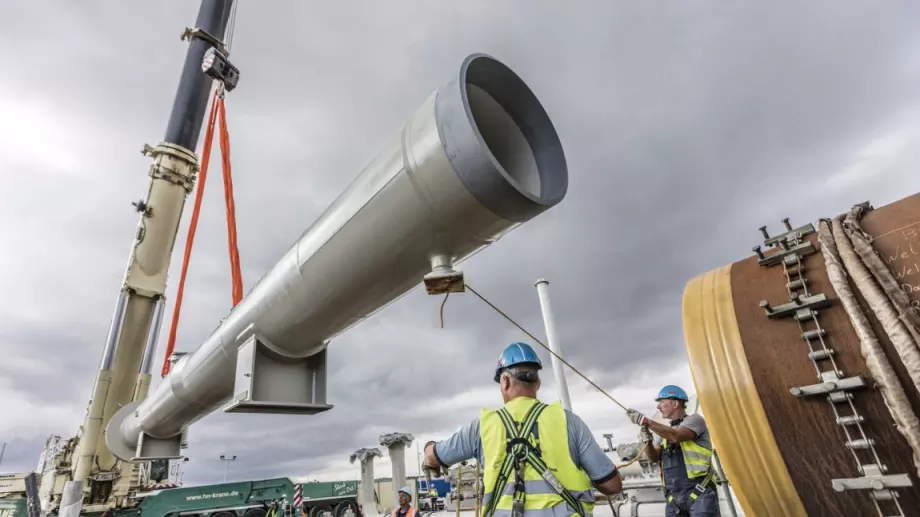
[106,53,567,461]
[682,193,920,517]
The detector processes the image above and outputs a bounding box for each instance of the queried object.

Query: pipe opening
[461,55,567,205]
[466,85,541,197]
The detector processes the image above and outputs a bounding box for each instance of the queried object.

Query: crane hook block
[202,47,240,91]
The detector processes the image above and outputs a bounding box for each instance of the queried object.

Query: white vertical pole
[534,279,572,412]
[220,454,236,482]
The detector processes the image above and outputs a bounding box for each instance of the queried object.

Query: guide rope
[459,283,629,412]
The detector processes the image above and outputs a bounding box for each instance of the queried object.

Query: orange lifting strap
[161,88,244,378]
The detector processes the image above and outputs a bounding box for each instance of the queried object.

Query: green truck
[0,499,27,517]
[1,478,358,517]
[132,478,359,517]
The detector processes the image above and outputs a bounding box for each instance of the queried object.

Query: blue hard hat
[494,342,543,383]
[655,385,689,402]
[398,487,412,499]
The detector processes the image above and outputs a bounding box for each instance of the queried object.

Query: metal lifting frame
[754,218,911,517]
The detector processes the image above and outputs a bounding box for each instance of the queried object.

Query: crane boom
[59,2,236,516]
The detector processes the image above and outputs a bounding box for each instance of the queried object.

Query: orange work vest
[391,507,416,517]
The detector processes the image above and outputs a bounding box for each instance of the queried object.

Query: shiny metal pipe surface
[108,53,567,458]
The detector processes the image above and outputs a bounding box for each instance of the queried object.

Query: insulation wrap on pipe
[106,53,568,461]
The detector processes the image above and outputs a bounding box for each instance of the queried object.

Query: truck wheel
[333,500,357,517]
[212,512,237,517]
[245,509,267,517]
[308,503,333,517]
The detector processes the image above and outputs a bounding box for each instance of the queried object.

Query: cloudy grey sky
[1,0,919,486]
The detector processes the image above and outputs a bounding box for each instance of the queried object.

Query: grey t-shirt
[432,406,617,483]
[653,413,711,449]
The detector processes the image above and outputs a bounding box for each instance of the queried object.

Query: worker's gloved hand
[626,408,648,426]
[639,425,653,444]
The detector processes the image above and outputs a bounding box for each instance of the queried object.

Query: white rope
[819,218,920,476]
[843,206,920,345]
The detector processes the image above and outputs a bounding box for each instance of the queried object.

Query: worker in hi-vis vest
[627,385,720,517]
[427,485,438,509]
[421,342,623,517]
[392,487,417,517]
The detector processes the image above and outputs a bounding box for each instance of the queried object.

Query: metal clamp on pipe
[424,253,464,295]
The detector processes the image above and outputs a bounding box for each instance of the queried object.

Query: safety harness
[661,466,715,516]
[660,417,716,517]
[481,402,587,517]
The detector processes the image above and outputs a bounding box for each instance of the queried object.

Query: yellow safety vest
[480,397,595,517]
[661,438,713,479]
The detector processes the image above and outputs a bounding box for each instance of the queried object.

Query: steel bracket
[762,219,816,248]
[831,470,911,493]
[789,375,866,398]
[753,218,817,267]
[424,270,465,295]
[759,293,832,319]
[756,239,817,267]
[424,253,465,295]
[223,325,334,415]
[180,26,228,56]
[134,432,183,461]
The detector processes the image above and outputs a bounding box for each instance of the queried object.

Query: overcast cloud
[1,0,919,486]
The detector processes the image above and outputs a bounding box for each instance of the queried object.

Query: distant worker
[393,487,417,517]
[428,484,438,510]
[421,342,623,517]
[627,385,720,517]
